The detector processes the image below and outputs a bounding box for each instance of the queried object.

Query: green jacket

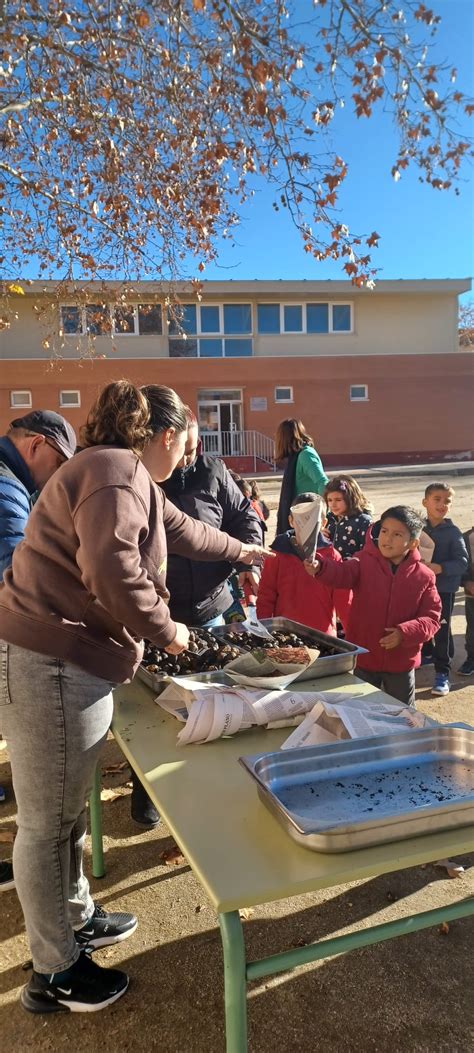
[294,445,328,497]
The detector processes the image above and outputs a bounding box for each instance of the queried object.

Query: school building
[0,278,472,470]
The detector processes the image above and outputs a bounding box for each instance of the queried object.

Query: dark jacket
[257,529,349,634]
[161,454,262,624]
[326,511,372,560]
[0,436,37,576]
[463,527,474,588]
[317,521,441,673]
[422,518,468,594]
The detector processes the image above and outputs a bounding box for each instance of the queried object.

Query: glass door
[198,391,243,456]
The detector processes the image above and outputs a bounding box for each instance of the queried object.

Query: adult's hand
[239,543,275,567]
[165,622,190,654]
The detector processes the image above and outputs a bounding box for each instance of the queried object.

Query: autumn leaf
[439,921,450,936]
[135,10,150,28]
[102,761,129,776]
[100,786,130,803]
[7,283,24,296]
[239,908,255,921]
[160,844,187,866]
[0,830,16,843]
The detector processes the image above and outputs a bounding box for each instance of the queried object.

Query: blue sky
[202,0,474,301]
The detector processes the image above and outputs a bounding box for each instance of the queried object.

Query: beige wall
[0,288,460,361]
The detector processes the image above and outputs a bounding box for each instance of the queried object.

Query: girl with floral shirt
[324,475,373,559]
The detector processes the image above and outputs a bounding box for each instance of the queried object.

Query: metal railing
[200,430,276,471]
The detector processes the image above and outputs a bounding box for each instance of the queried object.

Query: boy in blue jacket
[421,483,468,696]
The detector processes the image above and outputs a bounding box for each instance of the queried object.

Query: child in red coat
[305,505,441,706]
[256,493,349,635]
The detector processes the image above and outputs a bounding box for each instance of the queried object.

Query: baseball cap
[10,410,77,460]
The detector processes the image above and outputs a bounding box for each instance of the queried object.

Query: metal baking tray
[240,726,474,852]
[211,618,367,680]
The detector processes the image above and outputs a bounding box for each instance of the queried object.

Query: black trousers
[423,592,455,675]
[356,667,416,707]
[465,596,474,661]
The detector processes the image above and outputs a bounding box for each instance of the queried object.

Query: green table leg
[89,764,105,879]
[219,911,248,1053]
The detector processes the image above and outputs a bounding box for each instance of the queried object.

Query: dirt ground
[1,470,473,1052]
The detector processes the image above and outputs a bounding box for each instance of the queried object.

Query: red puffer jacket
[317,529,441,672]
[257,531,349,634]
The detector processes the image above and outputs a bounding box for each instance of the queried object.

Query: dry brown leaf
[100,786,130,803]
[0,738,7,751]
[239,908,254,921]
[0,830,15,843]
[439,922,450,935]
[435,858,465,878]
[160,845,187,866]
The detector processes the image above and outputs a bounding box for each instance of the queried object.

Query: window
[10,390,32,409]
[257,303,280,334]
[223,303,251,334]
[350,384,368,401]
[138,303,162,334]
[168,338,198,358]
[283,305,303,333]
[307,302,329,334]
[86,304,110,335]
[61,306,82,334]
[275,386,294,403]
[333,304,352,332]
[200,305,220,333]
[59,390,81,408]
[224,338,252,357]
[199,339,223,358]
[114,306,137,335]
[168,304,197,336]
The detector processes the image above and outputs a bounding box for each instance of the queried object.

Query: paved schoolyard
[1,471,473,1052]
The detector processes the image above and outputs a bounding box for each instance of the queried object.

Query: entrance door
[198,391,243,456]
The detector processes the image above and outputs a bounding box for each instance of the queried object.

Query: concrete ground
[1,470,473,1052]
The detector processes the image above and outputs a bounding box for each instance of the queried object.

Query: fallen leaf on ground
[0,830,15,843]
[435,858,465,878]
[102,762,129,775]
[239,908,254,921]
[439,922,450,935]
[100,787,130,803]
[21,960,33,971]
[160,845,187,866]
[0,738,7,751]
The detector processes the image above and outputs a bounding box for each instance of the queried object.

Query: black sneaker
[75,904,137,950]
[458,658,474,676]
[0,860,15,891]
[21,949,128,1014]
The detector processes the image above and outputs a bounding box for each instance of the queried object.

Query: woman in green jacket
[275,418,328,535]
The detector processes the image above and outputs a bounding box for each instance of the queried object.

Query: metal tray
[240,726,474,852]
[211,618,367,681]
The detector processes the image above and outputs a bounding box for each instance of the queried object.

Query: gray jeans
[356,667,416,707]
[0,643,114,973]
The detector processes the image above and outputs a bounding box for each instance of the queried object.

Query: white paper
[224,647,320,690]
[419,530,435,564]
[164,684,327,745]
[281,695,435,750]
[290,496,324,561]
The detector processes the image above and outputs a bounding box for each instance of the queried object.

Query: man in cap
[0,409,77,890]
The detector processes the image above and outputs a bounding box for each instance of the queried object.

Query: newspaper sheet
[281,695,436,750]
[223,647,320,689]
[290,495,325,561]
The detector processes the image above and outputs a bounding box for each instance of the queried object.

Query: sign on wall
[250,396,268,411]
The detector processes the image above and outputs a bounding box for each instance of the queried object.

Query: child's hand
[424,561,442,575]
[304,559,320,578]
[380,627,403,650]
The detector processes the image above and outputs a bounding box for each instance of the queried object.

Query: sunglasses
[44,439,67,465]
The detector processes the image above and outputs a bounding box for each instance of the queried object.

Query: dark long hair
[275,418,313,461]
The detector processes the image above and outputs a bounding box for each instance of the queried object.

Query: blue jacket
[0,436,37,576]
[423,517,468,594]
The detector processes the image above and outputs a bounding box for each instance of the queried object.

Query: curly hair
[323,475,373,517]
[80,380,152,454]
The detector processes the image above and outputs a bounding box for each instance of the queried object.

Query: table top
[112,674,474,914]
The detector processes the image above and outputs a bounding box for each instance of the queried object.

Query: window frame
[113,305,139,336]
[349,383,369,402]
[274,385,294,404]
[59,390,81,408]
[256,301,354,336]
[10,390,32,409]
